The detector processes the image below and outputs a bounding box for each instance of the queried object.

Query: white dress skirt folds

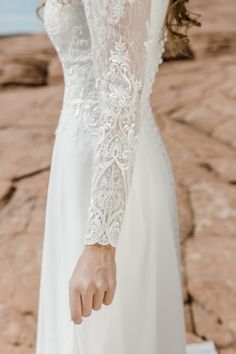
[35,0,189,353]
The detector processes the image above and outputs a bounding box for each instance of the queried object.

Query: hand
[69,243,117,325]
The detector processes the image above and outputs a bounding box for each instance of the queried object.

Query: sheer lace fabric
[44,0,169,247]
[82,0,153,246]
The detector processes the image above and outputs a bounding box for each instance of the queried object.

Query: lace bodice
[44,0,169,247]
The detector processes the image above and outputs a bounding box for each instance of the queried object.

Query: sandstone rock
[220,349,236,354]
[154,55,236,150]
[0,232,42,314]
[0,127,52,180]
[185,304,194,333]
[186,235,236,341]
[183,276,189,304]
[176,185,193,243]
[213,119,236,149]
[0,172,49,351]
[192,302,234,347]
[163,120,235,167]
[0,34,56,87]
[189,0,236,58]
[0,34,55,61]
[204,157,236,183]
[189,181,236,239]
[0,85,63,129]
[0,344,33,354]
[152,59,209,116]
[0,306,35,347]
[191,32,236,59]
[0,171,49,241]
[222,78,236,100]
[47,56,63,84]
[186,332,204,344]
[205,86,236,121]
[170,106,227,136]
[169,83,236,135]
[160,120,235,191]
[0,180,12,202]
[0,54,48,86]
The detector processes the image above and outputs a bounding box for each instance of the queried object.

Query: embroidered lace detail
[82,0,150,246]
[44,0,100,136]
[43,0,174,248]
[84,40,143,245]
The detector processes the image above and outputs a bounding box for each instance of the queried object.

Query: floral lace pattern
[44,0,100,136]
[81,0,154,246]
[44,0,172,247]
[84,36,143,245]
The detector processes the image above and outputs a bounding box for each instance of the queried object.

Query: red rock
[47,56,64,84]
[204,157,236,183]
[0,85,63,129]
[0,173,49,351]
[220,349,236,354]
[0,127,53,180]
[0,54,48,86]
[186,332,204,344]
[0,34,56,87]
[189,181,236,239]
[186,235,236,342]
[0,306,35,347]
[213,119,236,149]
[170,106,227,135]
[0,180,12,202]
[0,344,33,354]
[185,305,194,333]
[176,185,193,243]
[0,33,55,60]
[0,172,49,240]
[192,302,234,347]
[189,0,236,58]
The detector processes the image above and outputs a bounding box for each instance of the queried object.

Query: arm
[83,0,152,247]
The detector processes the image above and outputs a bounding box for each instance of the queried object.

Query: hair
[165,0,201,57]
[36,0,201,57]
[36,0,45,17]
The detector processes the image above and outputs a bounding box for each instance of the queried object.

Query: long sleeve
[82,0,152,247]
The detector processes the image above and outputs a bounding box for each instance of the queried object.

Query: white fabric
[35,0,208,353]
[187,342,218,354]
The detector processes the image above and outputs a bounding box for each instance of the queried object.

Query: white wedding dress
[35,0,189,353]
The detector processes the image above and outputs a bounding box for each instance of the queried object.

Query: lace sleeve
[82,0,151,247]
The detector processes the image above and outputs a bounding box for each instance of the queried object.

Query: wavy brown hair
[36,0,201,57]
[165,0,201,57]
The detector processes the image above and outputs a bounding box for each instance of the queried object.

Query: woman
[35,1,201,353]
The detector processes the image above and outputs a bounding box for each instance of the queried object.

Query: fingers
[92,288,105,311]
[69,280,117,324]
[103,282,116,305]
[69,285,83,325]
[81,287,93,317]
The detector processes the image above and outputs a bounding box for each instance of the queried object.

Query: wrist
[84,243,116,254]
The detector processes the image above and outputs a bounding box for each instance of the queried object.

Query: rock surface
[0,0,236,353]
[0,34,56,86]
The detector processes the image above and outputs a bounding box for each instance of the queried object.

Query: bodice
[44,0,100,135]
[44,0,168,138]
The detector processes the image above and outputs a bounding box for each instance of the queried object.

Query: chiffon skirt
[35,119,187,354]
